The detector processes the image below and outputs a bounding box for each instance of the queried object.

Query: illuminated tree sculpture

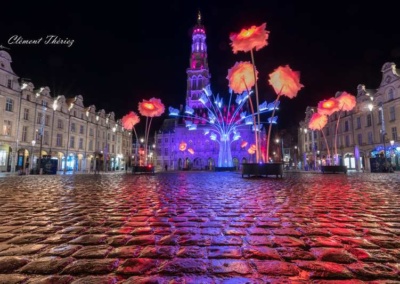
[169,85,278,168]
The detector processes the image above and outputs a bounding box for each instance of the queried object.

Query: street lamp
[64,104,73,174]
[84,109,90,172]
[31,140,36,172]
[37,128,43,174]
[368,102,388,171]
[49,100,58,157]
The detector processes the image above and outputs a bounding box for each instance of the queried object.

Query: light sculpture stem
[334,108,343,165]
[320,127,331,165]
[250,49,261,163]
[266,92,282,162]
[243,79,258,163]
[145,117,153,165]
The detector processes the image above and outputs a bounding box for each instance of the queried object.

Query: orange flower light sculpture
[229,23,269,54]
[317,98,340,116]
[336,91,356,111]
[308,113,328,131]
[188,148,194,155]
[227,62,258,94]
[308,112,331,164]
[179,142,187,152]
[266,65,303,162]
[268,65,304,99]
[248,144,256,154]
[230,23,270,164]
[138,97,165,165]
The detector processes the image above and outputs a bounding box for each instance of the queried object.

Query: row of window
[305,127,398,152]
[6,98,117,128]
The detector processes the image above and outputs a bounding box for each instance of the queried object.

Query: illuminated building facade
[298,62,400,172]
[0,49,131,174]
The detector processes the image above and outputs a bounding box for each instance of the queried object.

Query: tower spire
[197,10,202,25]
[186,11,210,109]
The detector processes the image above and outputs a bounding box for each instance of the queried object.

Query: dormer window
[0,62,4,68]
[7,79,12,89]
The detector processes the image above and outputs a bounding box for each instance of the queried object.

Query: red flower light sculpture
[227,61,258,94]
[121,111,140,130]
[230,23,269,54]
[317,98,340,116]
[122,111,140,166]
[139,98,165,117]
[138,97,165,165]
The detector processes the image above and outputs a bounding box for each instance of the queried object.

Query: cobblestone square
[0,171,399,283]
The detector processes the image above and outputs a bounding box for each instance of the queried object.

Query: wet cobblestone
[0,171,399,283]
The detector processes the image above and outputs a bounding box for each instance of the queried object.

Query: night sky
[1,1,400,131]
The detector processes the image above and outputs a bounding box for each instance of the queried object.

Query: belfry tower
[186,11,211,109]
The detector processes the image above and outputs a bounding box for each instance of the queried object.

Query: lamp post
[37,128,43,174]
[112,126,116,170]
[64,105,73,174]
[378,102,388,170]
[275,138,283,162]
[368,102,389,171]
[294,145,298,170]
[49,100,58,157]
[31,139,36,172]
[84,110,89,172]
[104,117,110,172]
[94,114,99,172]
[140,137,144,166]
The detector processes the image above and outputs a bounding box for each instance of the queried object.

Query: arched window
[197,75,203,90]
[388,88,395,101]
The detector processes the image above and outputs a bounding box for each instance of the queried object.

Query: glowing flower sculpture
[315,91,356,165]
[333,91,356,163]
[230,23,269,54]
[230,23,303,164]
[267,65,304,161]
[308,112,331,161]
[179,142,187,152]
[317,98,340,116]
[169,85,277,167]
[229,23,270,162]
[138,98,165,165]
[122,111,140,165]
[227,62,258,94]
